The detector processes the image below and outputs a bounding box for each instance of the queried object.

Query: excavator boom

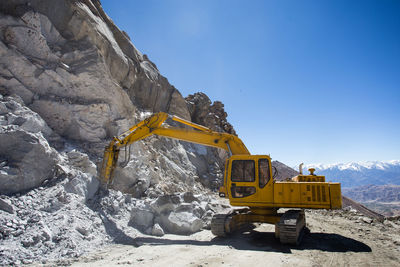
[100,112,249,184]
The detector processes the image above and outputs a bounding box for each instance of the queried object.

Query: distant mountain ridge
[305,160,400,188]
[308,160,400,172]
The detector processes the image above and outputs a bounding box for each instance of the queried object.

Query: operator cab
[220,155,274,205]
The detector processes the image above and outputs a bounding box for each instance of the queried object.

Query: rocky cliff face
[0,0,191,146]
[0,0,235,197]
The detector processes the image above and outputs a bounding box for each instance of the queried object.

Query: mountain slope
[307,160,400,188]
[342,185,400,216]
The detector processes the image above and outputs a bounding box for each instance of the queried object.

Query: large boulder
[0,95,59,195]
[150,194,181,214]
[63,150,99,200]
[157,211,203,235]
[129,204,154,232]
[129,193,209,235]
[0,128,57,195]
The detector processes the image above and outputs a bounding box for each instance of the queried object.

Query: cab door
[257,158,274,204]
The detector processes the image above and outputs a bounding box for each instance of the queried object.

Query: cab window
[259,159,271,188]
[231,186,256,198]
[231,160,255,182]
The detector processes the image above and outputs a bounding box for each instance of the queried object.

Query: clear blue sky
[101,0,400,166]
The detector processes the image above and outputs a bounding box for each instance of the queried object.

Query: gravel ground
[30,208,400,267]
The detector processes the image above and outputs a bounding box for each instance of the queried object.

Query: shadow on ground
[91,212,371,254]
[131,228,371,254]
[88,192,371,254]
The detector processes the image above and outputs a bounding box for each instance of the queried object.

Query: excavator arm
[100,112,249,184]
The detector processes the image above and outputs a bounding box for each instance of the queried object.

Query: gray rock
[182,191,199,203]
[0,96,52,136]
[151,223,164,237]
[150,195,181,214]
[67,150,97,177]
[0,102,7,115]
[0,128,58,195]
[185,92,236,135]
[157,211,203,235]
[63,172,99,200]
[175,203,205,219]
[362,217,373,224]
[129,206,154,231]
[0,198,14,214]
[21,235,40,247]
[4,15,59,63]
[41,226,52,241]
[76,226,89,236]
[201,210,214,230]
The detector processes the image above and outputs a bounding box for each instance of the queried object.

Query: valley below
[342,185,400,216]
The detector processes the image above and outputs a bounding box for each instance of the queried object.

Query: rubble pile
[0,164,230,265]
[129,192,230,236]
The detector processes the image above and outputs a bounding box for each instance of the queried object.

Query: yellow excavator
[100,112,341,245]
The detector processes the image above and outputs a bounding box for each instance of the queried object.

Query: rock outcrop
[186,92,236,135]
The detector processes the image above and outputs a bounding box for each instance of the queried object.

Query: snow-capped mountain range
[307,160,400,172]
[303,160,400,188]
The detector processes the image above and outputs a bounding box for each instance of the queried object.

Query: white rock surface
[158,211,204,235]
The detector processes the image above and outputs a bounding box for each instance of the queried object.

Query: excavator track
[276,209,306,245]
[211,214,228,237]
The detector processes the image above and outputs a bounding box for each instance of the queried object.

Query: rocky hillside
[343,184,400,203]
[0,0,243,264]
[343,185,400,216]
[271,160,299,181]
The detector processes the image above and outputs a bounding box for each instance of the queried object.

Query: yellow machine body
[223,155,341,211]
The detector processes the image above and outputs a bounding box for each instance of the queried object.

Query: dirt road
[49,210,400,267]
